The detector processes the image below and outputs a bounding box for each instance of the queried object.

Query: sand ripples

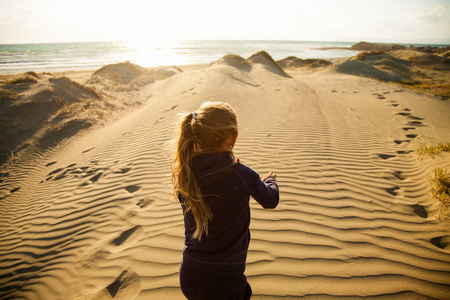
[1,65,449,299]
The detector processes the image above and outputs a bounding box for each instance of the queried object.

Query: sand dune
[0,52,450,299]
[324,50,450,99]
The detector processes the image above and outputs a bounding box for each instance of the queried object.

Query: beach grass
[0,88,18,102]
[6,74,39,85]
[417,142,450,157]
[428,168,450,217]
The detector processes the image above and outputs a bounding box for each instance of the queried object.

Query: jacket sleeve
[234,164,279,209]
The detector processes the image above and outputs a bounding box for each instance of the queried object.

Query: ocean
[0,40,444,74]
[0,40,360,74]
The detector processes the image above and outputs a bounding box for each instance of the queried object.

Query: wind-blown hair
[172,102,238,240]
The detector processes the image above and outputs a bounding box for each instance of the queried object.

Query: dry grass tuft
[417,142,450,158]
[354,50,385,61]
[428,168,450,218]
[7,75,39,85]
[400,82,450,99]
[0,88,18,103]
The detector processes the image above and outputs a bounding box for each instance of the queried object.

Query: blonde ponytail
[172,102,238,240]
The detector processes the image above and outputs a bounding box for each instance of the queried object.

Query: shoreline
[1,40,449,76]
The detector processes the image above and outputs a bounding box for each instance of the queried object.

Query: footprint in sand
[377,154,396,160]
[45,161,124,187]
[405,134,418,139]
[76,226,144,269]
[393,140,410,145]
[407,115,424,121]
[410,203,428,219]
[136,198,155,209]
[393,171,405,180]
[89,172,103,183]
[386,186,400,196]
[396,150,413,155]
[107,225,145,254]
[407,121,425,127]
[125,185,142,193]
[100,269,141,299]
[402,127,416,131]
[111,225,143,247]
[430,236,448,249]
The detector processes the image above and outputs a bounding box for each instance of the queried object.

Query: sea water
[0,39,433,74]
[0,40,363,74]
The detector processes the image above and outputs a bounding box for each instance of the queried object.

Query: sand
[0,51,450,299]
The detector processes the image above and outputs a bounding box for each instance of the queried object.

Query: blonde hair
[172,102,238,240]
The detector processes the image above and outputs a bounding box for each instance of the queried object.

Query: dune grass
[428,168,450,217]
[401,82,450,99]
[417,142,450,157]
[6,75,39,85]
[354,50,385,61]
[0,88,18,103]
[417,142,450,218]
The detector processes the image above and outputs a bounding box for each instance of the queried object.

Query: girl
[172,102,279,300]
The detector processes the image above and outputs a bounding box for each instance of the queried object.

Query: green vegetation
[417,142,450,157]
[428,168,450,217]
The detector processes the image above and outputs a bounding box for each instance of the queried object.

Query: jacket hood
[192,152,235,185]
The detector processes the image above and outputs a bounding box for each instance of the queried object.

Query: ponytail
[172,102,238,241]
[172,112,212,240]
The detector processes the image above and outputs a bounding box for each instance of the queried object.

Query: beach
[1,48,450,299]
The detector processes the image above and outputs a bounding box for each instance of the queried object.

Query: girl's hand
[263,172,277,181]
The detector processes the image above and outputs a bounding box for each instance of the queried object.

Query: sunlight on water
[0,40,365,73]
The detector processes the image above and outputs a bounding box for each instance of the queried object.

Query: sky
[0,0,449,44]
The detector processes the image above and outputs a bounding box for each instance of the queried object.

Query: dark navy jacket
[179,152,279,275]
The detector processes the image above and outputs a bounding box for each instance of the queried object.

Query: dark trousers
[179,263,252,300]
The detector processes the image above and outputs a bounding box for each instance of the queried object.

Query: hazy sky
[0,0,449,44]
